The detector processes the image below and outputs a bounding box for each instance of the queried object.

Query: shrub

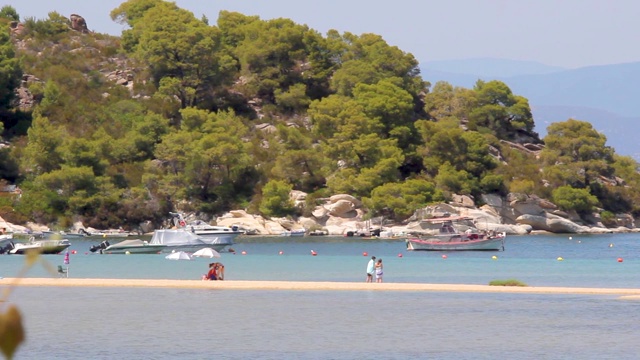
[489,279,528,287]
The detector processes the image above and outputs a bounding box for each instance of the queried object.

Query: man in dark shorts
[366,256,376,282]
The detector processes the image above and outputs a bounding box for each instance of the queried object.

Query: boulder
[69,14,90,33]
[451,194,475,208]
[329,194,362,208]
[325,200,355,216]
[311,205,329,221]
[515,214,590,233]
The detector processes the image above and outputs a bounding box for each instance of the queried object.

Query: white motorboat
[281,229,306,237]
[91,228,232,254]
[0,237,71,255]
[169,212,242,246]
[90,239,167,254]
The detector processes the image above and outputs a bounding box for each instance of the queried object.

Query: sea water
[3,233,640,359]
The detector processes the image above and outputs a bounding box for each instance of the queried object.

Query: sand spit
[1,278,640,296]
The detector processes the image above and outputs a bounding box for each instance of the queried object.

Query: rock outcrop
[70,14,90,34]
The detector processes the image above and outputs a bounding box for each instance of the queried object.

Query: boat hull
[8,239,71,255]
[103,245,167,254]
[406,235,505,251]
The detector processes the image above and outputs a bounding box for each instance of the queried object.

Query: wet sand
[1,277,640,296]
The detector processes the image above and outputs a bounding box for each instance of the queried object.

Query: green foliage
[489,279,527,287]
[551,185,599,214]
[364,179,443,221]
[275,83,310,113]
[468,80,536,140]
[259,180,295,217]
[22,12,70,39]
[0,6,20,21]
[434,162,477,196]
[599,210,616,227]
[0,27,21,112]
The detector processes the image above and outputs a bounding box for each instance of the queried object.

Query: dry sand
[1,277,640,296]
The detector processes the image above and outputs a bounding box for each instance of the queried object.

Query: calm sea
[3,233,640,359]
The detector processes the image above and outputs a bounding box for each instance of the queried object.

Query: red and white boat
[405,217,505,251]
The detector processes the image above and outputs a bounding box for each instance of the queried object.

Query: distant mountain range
[421,58,640,159]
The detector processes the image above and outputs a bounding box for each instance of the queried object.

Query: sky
[6,0,640,69]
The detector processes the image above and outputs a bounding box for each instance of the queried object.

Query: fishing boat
[0,237,71,255]
[405,216,506,251]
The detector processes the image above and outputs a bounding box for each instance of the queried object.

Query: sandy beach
[1,277,640,296]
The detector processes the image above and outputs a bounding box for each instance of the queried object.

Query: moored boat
[281,229,306,237]
[0,237,71,255]
[405,216,506,251]
[406,233,505,251]
[91,239,167,254]
[169,212,242,246]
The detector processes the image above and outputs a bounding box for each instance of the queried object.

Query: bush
[552,185,599,214]
[489,279,527,287]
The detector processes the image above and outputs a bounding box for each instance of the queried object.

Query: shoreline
[1,278,640,296]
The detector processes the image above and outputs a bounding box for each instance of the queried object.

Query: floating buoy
[125,251,131,255]
[311,250,317,256]
[71,250,77,254]
[557,257,564,261]
[397,253,403,258]
[84,252,88,255]
[363,252,368,256]
[569,236,572,240]
[617,257,623,263]
[278,251,283,255]
[491,255,497,260]
[241,251,247,255]
[442,255,447,259]
[609,243,614,248]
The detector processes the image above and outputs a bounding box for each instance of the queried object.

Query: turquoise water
[3,233,640,359]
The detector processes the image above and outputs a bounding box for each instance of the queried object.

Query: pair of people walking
[366,256,383,283]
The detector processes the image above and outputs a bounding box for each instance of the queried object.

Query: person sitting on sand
[215,262,225,281]
[207,263,217,280]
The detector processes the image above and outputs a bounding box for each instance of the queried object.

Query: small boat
[0,237,71,255]
[169,212,242,246]
[406,233,506,251]
[80,228,133,238]
[281,229,306,237]
[39,230,89,239]
[90,239,167,254]
[405,216,505,251]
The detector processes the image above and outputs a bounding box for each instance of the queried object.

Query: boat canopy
[149,229,230,246]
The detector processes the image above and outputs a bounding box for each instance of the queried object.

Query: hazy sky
[7,0,640,69]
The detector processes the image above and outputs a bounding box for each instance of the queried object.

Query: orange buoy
[397,253,403,258]
[71,250,77,254]
[278,251,283,255]
[311,250,317,256]
[241,251,247,255]
[363,252,368,256]
[617,257,623,262]
[442,255,447,259]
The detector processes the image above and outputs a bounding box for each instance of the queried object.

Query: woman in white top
[375,258,383,283]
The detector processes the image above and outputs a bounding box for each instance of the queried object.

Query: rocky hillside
[1,5,640,234]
